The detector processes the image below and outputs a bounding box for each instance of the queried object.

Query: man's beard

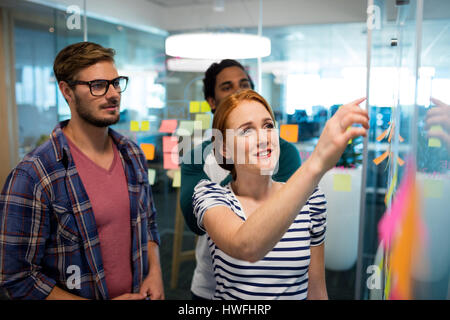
[74,95,120,127]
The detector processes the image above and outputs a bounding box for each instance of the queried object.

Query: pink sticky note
[163,136,179,153]
[159,120,178,133]
[163,152,179,169]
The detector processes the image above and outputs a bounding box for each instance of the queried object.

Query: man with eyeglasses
[0,42,163,300]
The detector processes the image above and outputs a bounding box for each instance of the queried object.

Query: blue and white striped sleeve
[192,179,231,232]
[308,187,327,246]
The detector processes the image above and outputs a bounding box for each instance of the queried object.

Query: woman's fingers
[340,112,370,131]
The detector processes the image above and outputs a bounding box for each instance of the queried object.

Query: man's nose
[105,83,120,100]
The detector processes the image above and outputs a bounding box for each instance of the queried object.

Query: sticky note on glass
[333,174,352,192]
[130,121,140,132]
[163,136,178,153]
[189,101,201,113]
[147,168,156,185]
[429,125,443,147]
[163,152,179,170]
[172,170,181,188]
[195,113,211,130]
[280,124,299,143]
[159,119,178,133]
[141,121,150,131]
[176,120,195,136]
[140,143,155,160]
[424,179,443,198]
[201,101,211,113]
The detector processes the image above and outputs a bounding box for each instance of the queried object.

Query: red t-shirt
[65,135,133,299]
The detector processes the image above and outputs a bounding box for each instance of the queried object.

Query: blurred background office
[0,0,448,300]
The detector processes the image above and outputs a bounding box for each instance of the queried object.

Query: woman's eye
[265,123,274,129]
[239,127,254,135]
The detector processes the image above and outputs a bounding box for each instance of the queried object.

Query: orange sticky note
[163,136,178,153]
[373,150,389,166]
[159,120,178,133]
[163,152,179,170]
[280,124,298,143]
[140,143,155,160]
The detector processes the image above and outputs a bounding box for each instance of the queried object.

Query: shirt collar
[50,120,130,165]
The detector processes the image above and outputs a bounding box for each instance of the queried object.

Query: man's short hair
[53,41,116,83]
[203,59,254,101]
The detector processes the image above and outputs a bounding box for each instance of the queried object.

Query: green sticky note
[200,101,211,113]
[130,121,140,131]
[172,170,181,188]
[141,120,150,131]
[147,168,156,185]
[424,179,443,198]
[189,101,200,113]
[195,113,211,130]
[176,120,195,136]
[333,174,352,192]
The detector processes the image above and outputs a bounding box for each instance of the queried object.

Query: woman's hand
[309,97,369,174]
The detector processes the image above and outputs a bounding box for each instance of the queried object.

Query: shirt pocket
[53,203,82,244]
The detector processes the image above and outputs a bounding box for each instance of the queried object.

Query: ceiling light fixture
[165,32,271,60]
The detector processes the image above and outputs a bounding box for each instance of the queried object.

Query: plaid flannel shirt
[0,120,160,300]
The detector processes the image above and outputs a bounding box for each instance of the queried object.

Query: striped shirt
[193,179,327,300]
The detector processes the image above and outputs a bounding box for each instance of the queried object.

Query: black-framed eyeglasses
[67,76,129,96]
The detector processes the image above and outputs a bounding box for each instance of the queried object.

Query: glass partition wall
[357,0,449,300]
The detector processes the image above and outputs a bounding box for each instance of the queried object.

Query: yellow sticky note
[280,124,299,143]
[189,101,201,113]
[424,179,443,198]
[429,125,443,147]
[147,168,156,185]
[130,121,140,131]
[428,138,441,148]
[195,114,211,130]
[201,101,211,113]
[333,174,351,192]
[140,143,155,160]
[141,120,150,131]
[172,170,181,188]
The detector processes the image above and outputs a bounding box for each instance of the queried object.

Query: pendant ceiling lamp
[165,32,271,60]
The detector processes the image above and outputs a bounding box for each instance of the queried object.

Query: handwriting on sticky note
[130,121,140,132]
[141,121,150,131]
[333,173,351,192]
[172,170,181,188]
[140,143,155,160]
[423,179,443,198]
[159,120,178,133]
[147,168,156,185]
[280,124,298,143]
[189,101,200,113]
